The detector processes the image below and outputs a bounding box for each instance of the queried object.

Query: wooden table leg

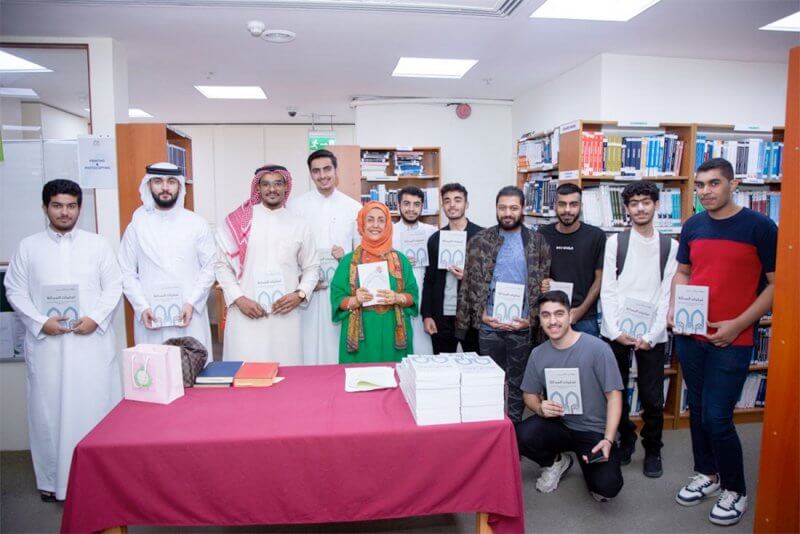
[102,527,127,534]
[476,512,492,534]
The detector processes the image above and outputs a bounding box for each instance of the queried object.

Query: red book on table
[233,362,279,387]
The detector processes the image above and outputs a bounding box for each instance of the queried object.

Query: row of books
[694,190,781,224]
[678,374,769,413]
[695,137,783,179]
[522,176,557,216]
[194,361,279,388]
[361,151,391,180]
[625,377,671,416]
[581,185,682,230]
[394,151,425,176]
[518,132,559,169]
[361,186,439,215]
[581,132,684,177]
[751,326,770,365]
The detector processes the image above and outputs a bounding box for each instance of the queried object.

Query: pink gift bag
[122,344,185,405]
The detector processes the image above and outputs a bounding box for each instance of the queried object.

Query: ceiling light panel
[0,88,39,98]
[392,57,478,79]
[129,108,153,118]
[760,11,800,32]
[0,50,52,73]
[530,0,661,22]
[194,85,268,99]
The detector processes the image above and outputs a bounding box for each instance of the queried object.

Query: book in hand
[149,283,185,328]
[357,261,390,307]
[318,248,338,288]
[619,297,655,339]
[344,366,397,392]
[233,362,280,387]
[41,284,80,329]
[549,281,573,304]
[545,368,583,415]
[673,285,709,336]
[437,231,467,270]
[254,272,286,314]
[194,361,244,387]
[492,282,525,324]
[400,231,430,268]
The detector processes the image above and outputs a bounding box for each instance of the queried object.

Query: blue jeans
[676,336,752,494]
[573,316,600,337]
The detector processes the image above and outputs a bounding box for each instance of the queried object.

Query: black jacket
[421,220,484,320]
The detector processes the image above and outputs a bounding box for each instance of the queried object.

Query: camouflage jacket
[455,224,551,342]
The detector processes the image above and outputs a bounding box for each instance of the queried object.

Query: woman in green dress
[330,201,419,363]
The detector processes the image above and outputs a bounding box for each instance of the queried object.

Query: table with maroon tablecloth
[61,364,524,533]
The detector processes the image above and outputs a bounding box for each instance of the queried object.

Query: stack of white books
[448,352,505,422]
[397,354,461,426]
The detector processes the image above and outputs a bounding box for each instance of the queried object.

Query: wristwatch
[294,289,306,301]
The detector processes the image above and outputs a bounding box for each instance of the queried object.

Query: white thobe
[393,220,438,355]
[4,227,123,500]
[118,207,216,359]
[288,189,361,365]
[215,206,319,364]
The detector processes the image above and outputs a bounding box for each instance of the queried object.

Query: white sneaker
[709,490,748,526]
[536,454,573,493]
[590,491,612,503]
[675,474,721,506]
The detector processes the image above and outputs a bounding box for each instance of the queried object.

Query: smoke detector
[262,29,296,43]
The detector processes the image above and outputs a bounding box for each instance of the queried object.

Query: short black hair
[556,183,582,197]
[696,157,734,181]
[42,179,82,207]
[536,290,571,310]
[307,149,338,170]
[398,185,425,203]
[441,182,468,200]
[495,185,524,205]
[621,181,659,205]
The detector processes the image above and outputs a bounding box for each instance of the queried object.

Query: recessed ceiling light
[262,29,296,43]
[194,85,268,99]
[530,0,661,21]
[2,124,42,132]
[0,50,52,73]
[0,87,39,98]
[129,108,153,118]
[760,11,800,32]
[392,57,478,79]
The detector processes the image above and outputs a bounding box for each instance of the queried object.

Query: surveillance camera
[247,20,266,37]
[287,107,298,118]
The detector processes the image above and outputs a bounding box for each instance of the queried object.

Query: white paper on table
[318,248,338,288]
[149,282,185,328]
[545,368,583,415]
[401,231,430,267]
[345,366,398,392]
[437,231,467,270]
[254,271,286,314]
[619,297,655,339]
[41,284,80,329]
[357,261,390,307]
[492,282,525,324]
[673,285,709,336]
[549,281,574,305]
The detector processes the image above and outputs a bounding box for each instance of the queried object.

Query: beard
[556,210,580,227]
[152,191,179,209]
[497,213,523,230]
[400,211,420,225]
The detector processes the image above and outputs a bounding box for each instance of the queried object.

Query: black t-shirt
[538,222,606,317]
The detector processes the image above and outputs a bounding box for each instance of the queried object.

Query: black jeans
[431,316,480,354]
[516,415,624,498]
[606,338,666,454]
[478,328,531,423]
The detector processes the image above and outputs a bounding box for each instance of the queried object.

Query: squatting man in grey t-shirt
[516,290,625,502]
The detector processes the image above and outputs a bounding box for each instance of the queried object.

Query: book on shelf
[522,175,557,216]
[735,372,767,409]
[751,325,771,365]
[694,189,780,224]
[361,151,392,180]
[394,151,424,176]
[581,185,681,231]
[362,185,439,215]
[580,132,684,177]
[518,130,559,169]
[695,136,783,180]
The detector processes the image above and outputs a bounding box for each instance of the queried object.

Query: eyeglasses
[259,180,286,189]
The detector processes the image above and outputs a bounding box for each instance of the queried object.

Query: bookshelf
[360,147,442,225]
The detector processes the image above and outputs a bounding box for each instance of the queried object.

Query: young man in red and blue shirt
[669,158,777,527]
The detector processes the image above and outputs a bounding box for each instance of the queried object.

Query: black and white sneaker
[535,454,574,493]
[675,473,721,506]
[709,490,748,526]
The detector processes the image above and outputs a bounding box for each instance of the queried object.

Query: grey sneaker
[535,454,574,493]
[709,490,748,526]
[676,474,721,506]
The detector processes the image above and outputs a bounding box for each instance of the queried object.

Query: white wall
[174,124,355,227]
[355,103,515,228]
[1,97,24,139]
[39,104,90,139]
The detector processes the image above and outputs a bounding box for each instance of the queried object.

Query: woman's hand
[355,287,373,305]
[377,289,396,306]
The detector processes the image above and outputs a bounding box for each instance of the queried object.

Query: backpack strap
[617,229,671,281]
[658,232,671,281]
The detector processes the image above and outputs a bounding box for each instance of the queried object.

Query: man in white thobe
[215,165,319,364]
[392,186,437,354]
[288,149,361,365]
[4,179,122,502]
[118,163,216,359]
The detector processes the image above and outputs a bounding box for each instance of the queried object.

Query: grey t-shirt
[521,333,624,435]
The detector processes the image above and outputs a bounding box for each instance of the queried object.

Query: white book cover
[318,248,338,288]
[673,285,709,336]
[619,297,656,339]
[549,281,574,304]
[400,231,430,268]
[149,283,185,328]
[451,352,505,386]
[405,354,461,387]
[254,271,286,314]
[492,282,525,324]
[41,284,80,329]
[437,231,467,269]
[545,368,583,415]
[357,261,390,307]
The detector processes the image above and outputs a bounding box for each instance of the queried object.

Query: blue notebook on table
[195,361,244,386]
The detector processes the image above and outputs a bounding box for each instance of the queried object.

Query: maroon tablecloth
[61,364,524,533]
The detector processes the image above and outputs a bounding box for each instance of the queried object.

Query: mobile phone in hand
[585,450,606,464]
